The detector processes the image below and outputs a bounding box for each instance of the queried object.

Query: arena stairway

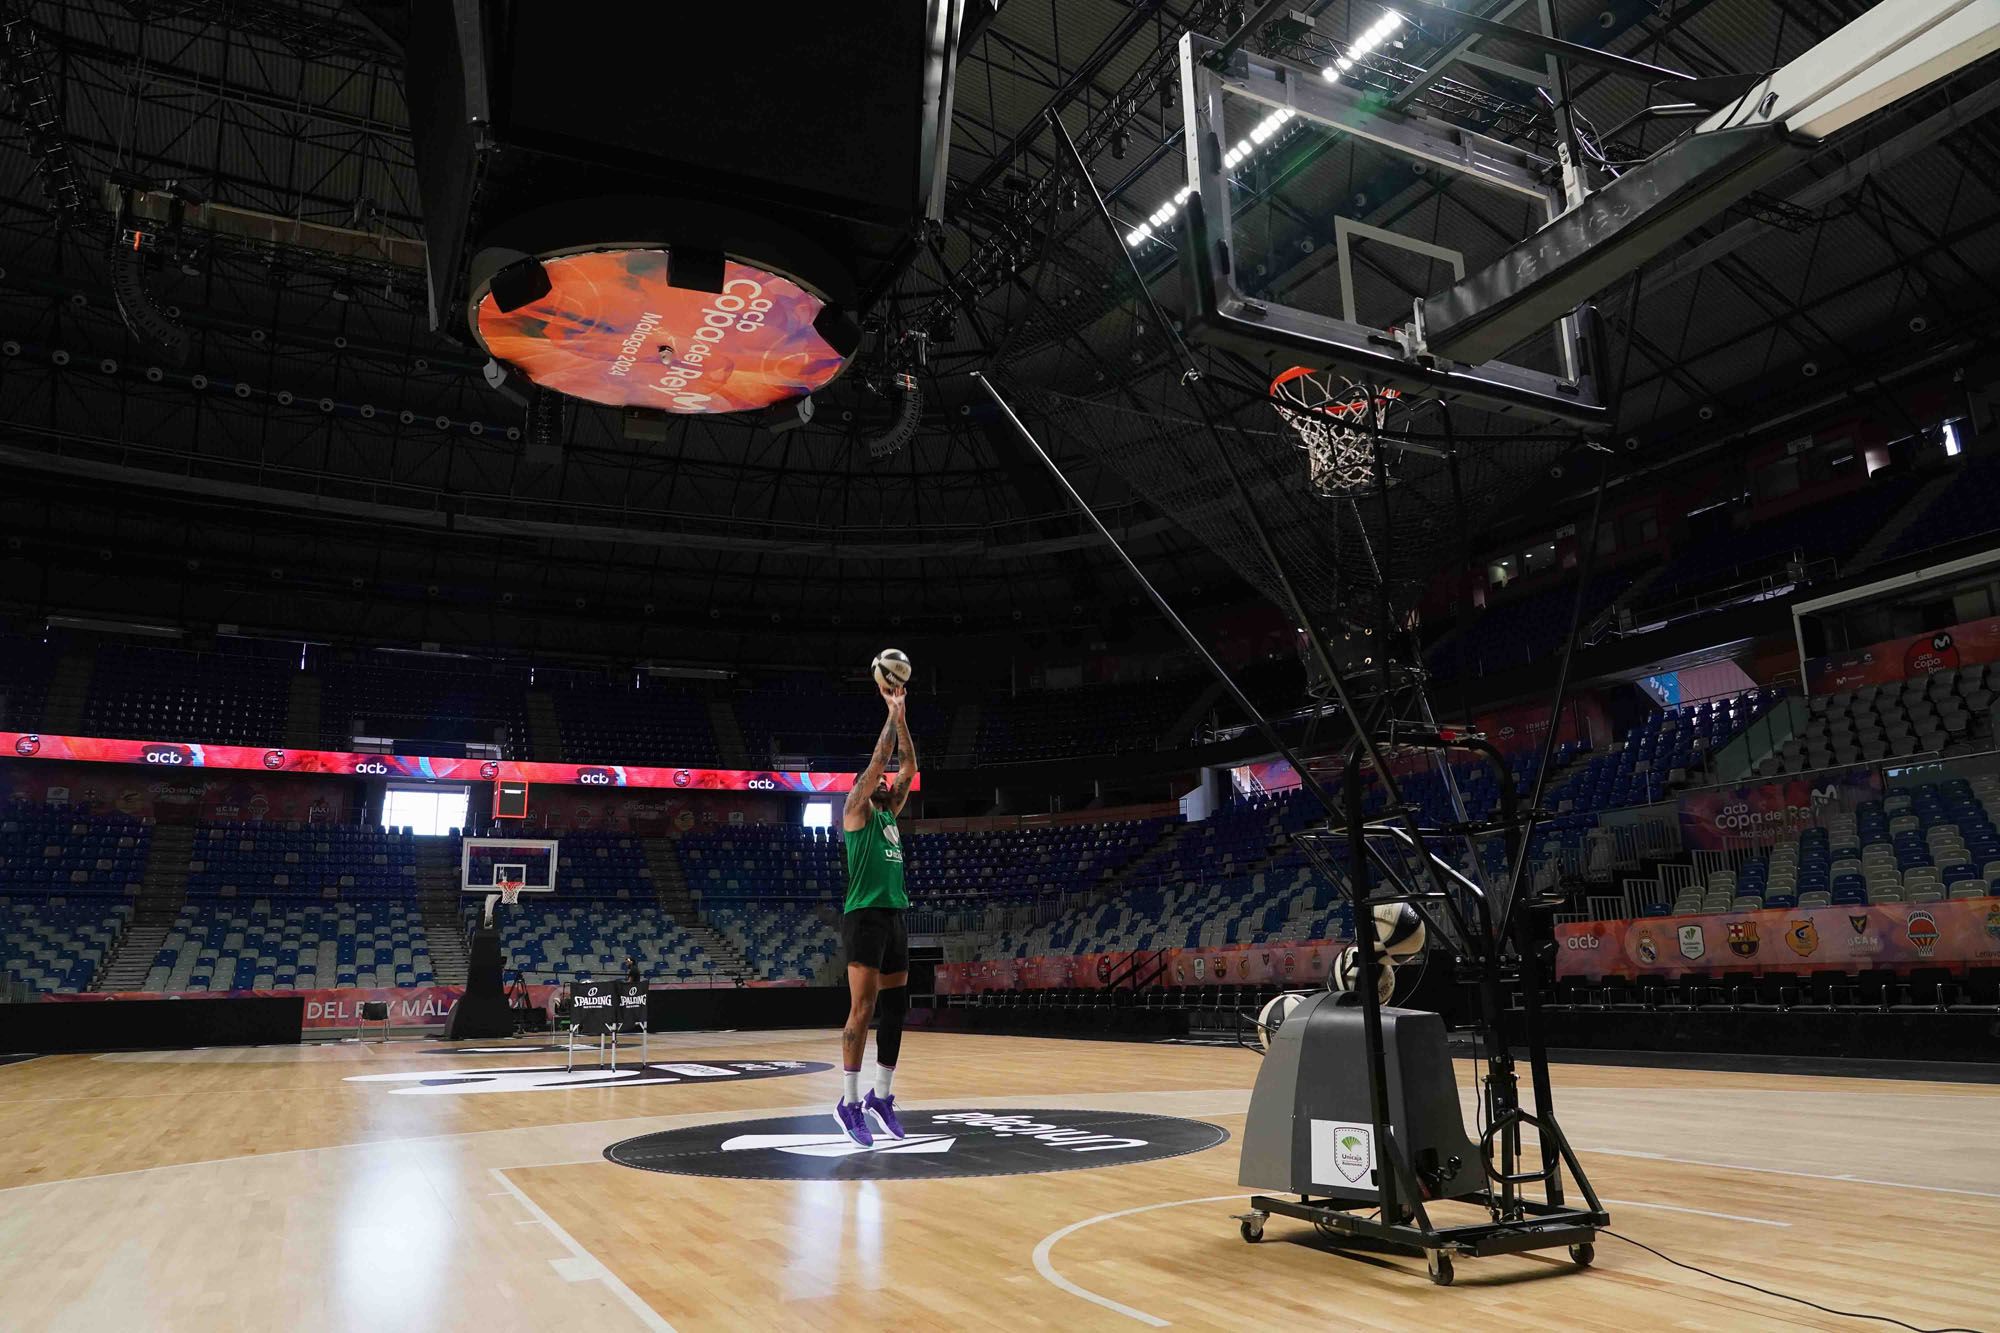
[1843,471,1956,572]
[86,826,191,991]
[95,923,165,991]
[643,838,755,980]
[676,921,756,983]
[524,688,563,760]
[1158,680,1225,750]
[945,702,981,769]
[708,700,751,767]
[416,840,470,984]
[38,651,93,733]
[282,671,320,748]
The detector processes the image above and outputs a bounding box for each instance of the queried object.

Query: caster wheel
[1570,1241,1595,1268]
[1239,1217,1265,1243]
[1427,1252,1454,1286]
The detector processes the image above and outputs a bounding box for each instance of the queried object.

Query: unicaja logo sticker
[15,733,40,756]
[673,769,692,787]
[262,749,286,770]
[479,761,501,780]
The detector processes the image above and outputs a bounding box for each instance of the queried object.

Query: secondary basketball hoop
[1270,366,1399,497]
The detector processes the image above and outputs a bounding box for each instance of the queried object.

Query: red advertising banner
[42,979,806,1027]
[935,938,1348,995]
[2,731,913,795]
[1677,767,1880,851]
[44,984,554,1029]
[1803,614,2000,695]
[1555,898,2000,978]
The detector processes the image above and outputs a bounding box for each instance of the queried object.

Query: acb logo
[1563,935,1600,949]
[576,767,614,786]
[353,760,390,775]
[746,776,777,790]
[143,745,192,766]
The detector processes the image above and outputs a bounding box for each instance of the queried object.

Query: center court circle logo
[603,1108,1228,1181]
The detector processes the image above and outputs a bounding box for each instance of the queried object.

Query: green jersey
[843,805,909,913]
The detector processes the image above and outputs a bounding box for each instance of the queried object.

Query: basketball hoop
[497,879,523,907]
[1270,367,1399,497]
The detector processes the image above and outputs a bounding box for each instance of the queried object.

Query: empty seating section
[552,676,719,765]
[317,659,530,755]
[510,831,654,901]
[1645,479,1918,605]
[187,823,417,902]
[681,825,845,906]
[1766,669,1993,775]
[0,804,151,902]
[679,819,1169,909]
[906,820,1169,907]
[0,633,57,731]
[1,903,127,993]
[1432,574,1631,680]
[975,679,1198,763]
[709,904,838,983]
[80,644,289,745]
[734,681,947,764]
[1546,690,1783,813]
[1884,454,2000,561]
[997,869,1357,959]
[492,903,718,985]
[1670,775,2000,916]
[147,904,432,992]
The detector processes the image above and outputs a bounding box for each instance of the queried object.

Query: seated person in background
[624,955,642,987]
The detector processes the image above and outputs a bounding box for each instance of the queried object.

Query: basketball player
[834,680,916,1146]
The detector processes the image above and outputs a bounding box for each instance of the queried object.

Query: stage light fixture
[666,247,725,293]
[488,256,552,313]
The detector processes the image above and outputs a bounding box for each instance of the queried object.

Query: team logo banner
[0,731,913,794]
[934,939,1344,995]
[603,1108,1228,1181]
[1676,767,1880,851]
[1556,898,2000,977]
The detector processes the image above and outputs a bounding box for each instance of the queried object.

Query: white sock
[875,1065,895,1100]
[842,1069,860,1104]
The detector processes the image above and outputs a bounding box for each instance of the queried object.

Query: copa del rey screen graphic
[474,251,846,413]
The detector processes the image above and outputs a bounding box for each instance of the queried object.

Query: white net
[498,880,523,907]
[1271,369,1399,497]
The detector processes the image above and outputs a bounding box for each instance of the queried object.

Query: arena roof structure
[0,0,1996,666]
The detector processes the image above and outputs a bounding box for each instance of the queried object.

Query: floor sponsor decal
[604,1108,1230,1181]
[343,1058,828,1096]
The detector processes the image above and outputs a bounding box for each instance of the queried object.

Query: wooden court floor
[1,1027,1995,1332]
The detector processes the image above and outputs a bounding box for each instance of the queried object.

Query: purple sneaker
[833,1098,874,1148]
[863,1090,906,1140]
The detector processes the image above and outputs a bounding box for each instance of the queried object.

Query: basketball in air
[1332,946,1396,1003]
[1255,989,1312,1051]
[872,647,912,691]
[1371,901,1426,960]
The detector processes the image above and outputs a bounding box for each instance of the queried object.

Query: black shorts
[842,907,909,975]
